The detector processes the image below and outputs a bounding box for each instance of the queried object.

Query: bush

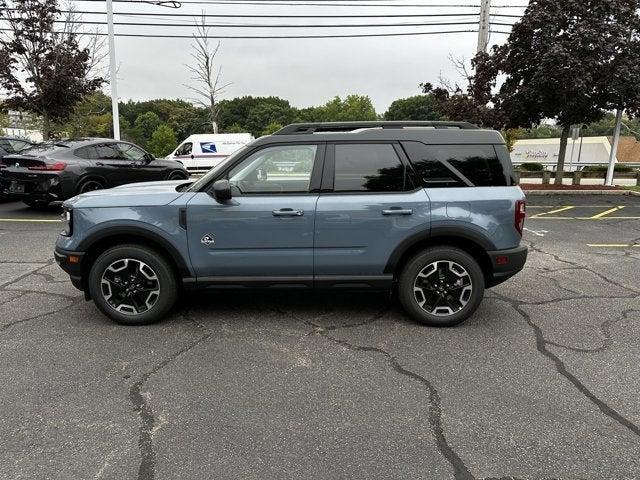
[519,162,544,171]
[582,165,634,173]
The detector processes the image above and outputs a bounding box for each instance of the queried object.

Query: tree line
[1,0,639,181]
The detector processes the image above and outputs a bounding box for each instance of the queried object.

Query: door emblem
[201,234,215,246]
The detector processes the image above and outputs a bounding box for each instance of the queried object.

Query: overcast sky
[77,0,519,113]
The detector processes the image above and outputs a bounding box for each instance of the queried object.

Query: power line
[72,0,484,6]
[5,8,482,18]
[34,19,480,28]
[0,26,477,39]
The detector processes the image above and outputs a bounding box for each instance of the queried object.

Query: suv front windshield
[185,143,255,192]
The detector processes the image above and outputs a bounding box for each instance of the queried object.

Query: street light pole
[605,109,623,186]
[477,0,491,53]
[106,0,120,140]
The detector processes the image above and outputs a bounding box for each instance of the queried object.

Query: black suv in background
[0,138,189,208]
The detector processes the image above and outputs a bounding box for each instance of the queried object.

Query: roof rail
[273,121,479,135]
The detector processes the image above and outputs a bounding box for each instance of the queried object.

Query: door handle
[382,208,413,216]
[96,162,104,166]
[273,208,304,217]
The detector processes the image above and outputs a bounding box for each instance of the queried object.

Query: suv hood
[64,180,192,209]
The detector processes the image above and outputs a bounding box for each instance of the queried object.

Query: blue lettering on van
[200,142,217,153]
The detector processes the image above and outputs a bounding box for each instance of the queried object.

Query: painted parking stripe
[590,206,625,219]
[587,244,640,248]
[0,218,60,223]
[530,206,575,218]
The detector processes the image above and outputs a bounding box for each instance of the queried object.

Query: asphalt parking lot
[1,194,639,480]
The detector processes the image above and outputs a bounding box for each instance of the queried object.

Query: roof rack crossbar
[273,121,479,135]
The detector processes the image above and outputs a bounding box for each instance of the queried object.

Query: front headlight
[60,208,73,236]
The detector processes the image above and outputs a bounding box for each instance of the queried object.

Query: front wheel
[88,245,178,325]
[398,247,485,327]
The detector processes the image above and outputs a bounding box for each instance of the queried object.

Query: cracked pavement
[0,195,639,480]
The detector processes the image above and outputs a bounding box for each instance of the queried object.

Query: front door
[314,142,430,284]
[186,143,324,284]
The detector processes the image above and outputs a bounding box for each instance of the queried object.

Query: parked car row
[0,138,189,208]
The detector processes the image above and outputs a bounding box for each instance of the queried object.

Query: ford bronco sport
[54,121,527,327]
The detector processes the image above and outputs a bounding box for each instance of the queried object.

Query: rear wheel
[398,247,485,327]
[168,171,187,180]
[88,244,177,326]
[77,179,103,194]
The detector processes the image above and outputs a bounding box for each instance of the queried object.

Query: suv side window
[74,146,99,160]
[96,143,123,160]
[118,143,147,161]
[402,143,512,187]
[227,144,318,194]
[333,143,413,193]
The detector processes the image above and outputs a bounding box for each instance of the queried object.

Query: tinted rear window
[333,143,413,192]
[402,142,513,187]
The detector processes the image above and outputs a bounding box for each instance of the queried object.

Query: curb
[523,189,638,196]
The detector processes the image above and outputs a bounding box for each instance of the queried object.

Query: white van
[167,133,254,173]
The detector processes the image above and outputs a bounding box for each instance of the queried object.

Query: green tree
[384,95,445,121]
[218,96,295,136]
[313,95,378,122]
[146,124,177,157]
[261,122,283,136]
[127,111,161,148]
[0,0,104,139]
[486,0,640,184]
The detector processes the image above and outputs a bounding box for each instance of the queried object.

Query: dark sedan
[0,138,189,207]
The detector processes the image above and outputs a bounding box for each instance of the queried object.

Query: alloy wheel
[413,261,473,317]
[79,180,103,193]
[100,258,161,315]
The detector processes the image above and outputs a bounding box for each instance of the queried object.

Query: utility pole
[106,0,120,140]
[477,0,491,53]
[605,109,623,186]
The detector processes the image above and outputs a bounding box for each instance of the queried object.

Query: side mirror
[212,179,232,202]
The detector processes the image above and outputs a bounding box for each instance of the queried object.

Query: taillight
[515,199,526,235]
[28,162,67,171]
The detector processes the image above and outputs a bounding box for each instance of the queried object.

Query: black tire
[398,247,485,327]
[168,171,187,180]
[77,179,104,195]
[88,244,178,326]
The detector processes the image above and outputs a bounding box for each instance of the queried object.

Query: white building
[511,137,617,171]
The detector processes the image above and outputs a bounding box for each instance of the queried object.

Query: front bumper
[486,245,528,287]
[54,247,85,291]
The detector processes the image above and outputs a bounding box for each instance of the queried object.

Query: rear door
[314,142,430,286]
[186,143,324,282]
[117,142,166,182]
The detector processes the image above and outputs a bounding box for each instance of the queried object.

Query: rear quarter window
[401,142,514,187]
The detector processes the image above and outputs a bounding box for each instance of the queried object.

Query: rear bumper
[486,245,528,288]
[54,247,85,291]
[0,170,73,203]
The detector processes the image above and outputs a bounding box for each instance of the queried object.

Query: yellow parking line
[0,218,60,223]
[590,206,625,219]
[529,216,640,220]
[587,244,634,248]
[530,206,575,218]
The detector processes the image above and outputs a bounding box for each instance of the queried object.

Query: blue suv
[55,121,527,327]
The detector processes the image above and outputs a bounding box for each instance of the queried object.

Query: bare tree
[184,14,230,133]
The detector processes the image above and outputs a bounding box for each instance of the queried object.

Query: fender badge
[201,234,215,246]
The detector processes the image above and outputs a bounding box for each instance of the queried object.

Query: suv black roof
[258,121,505,146]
